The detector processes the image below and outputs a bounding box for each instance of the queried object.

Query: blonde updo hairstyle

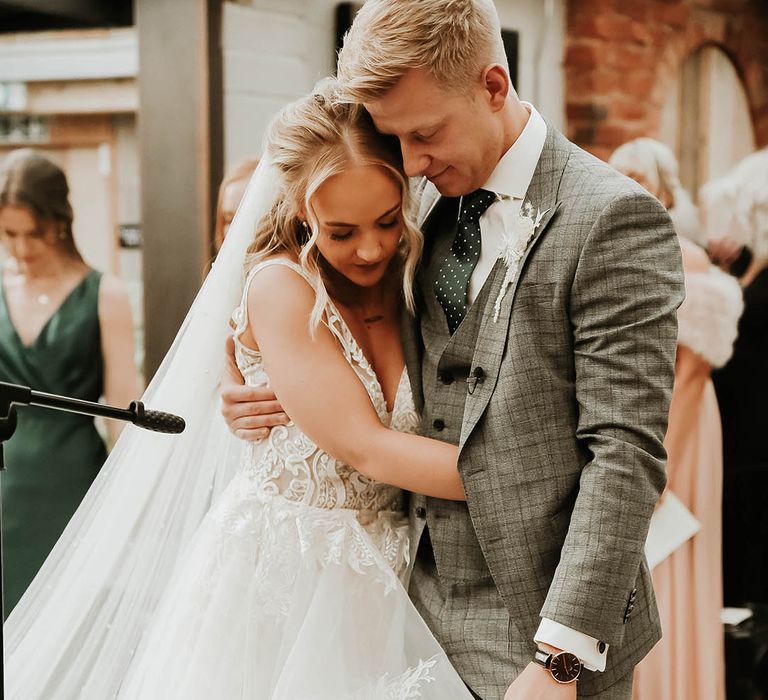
[247,78,422,332]
[609,137,701,243]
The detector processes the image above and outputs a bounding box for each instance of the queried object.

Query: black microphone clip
[466,366,485,395]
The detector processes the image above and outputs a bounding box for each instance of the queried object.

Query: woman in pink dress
[610,138,743,700]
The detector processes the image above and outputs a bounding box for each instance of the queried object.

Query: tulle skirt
[116,472,472,699]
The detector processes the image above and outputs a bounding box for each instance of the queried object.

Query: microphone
[129,401,186,434]
[0,381,185,435]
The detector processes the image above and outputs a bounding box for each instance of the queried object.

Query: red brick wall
[565,0,768,161]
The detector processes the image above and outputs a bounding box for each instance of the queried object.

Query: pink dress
[633,239,742,700]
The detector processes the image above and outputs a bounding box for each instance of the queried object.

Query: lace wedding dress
[116,259,472,699]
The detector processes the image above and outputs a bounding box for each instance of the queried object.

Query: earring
[58,229,67,240]
[300,221,311,242]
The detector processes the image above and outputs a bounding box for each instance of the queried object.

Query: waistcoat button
[439,371,453,385]
[433,418,445,431]
[415,506,427,518]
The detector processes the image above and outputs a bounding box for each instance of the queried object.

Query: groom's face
[365,68,503,198]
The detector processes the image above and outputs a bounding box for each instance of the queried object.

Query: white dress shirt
[463,102,608,672]
[466,102,545,304]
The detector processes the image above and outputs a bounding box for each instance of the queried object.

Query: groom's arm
[220,334,290,440]
[539,190,684,650]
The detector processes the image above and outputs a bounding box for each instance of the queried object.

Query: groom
[221,1,684,697]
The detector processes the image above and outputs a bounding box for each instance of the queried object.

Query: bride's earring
[300,220,310,245]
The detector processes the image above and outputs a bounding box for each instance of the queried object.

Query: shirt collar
[481,102,547,200]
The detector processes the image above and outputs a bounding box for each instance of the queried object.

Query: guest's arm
[99,275,142,443]
[219,334,289,441]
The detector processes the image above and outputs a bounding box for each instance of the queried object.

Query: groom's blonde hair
[337,0,508,102]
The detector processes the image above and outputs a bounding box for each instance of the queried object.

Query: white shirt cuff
[534,618,608,672]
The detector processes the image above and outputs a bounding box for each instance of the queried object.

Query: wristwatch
[533,646,582,684]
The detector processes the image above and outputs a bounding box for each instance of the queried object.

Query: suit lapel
[417,196,460,337]
[400,308,424,413]
[416,178,441,228]
[459,126,568,448]
[405,179,450,413]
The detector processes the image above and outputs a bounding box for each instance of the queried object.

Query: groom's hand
[504,644,577,700]
[504,664,577,700]
[221,334,289,441]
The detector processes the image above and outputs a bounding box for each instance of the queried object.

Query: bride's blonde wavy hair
[247,77,423,332]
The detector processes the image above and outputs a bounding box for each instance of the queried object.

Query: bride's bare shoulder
[246,255,315,319]
[239,256,319,349]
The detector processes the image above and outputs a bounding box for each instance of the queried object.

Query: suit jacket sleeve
[539,190,685,646]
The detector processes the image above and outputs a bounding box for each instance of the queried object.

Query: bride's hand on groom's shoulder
[221,334,289,441]
[504,662,577,700]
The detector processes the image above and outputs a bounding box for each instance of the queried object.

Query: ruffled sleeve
[677,263,743,368]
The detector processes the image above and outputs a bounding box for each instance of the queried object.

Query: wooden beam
[25,79,138,114]
[136,0,223,379]
[0,28,137,82]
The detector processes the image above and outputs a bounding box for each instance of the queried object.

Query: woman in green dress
[0,149,140,615]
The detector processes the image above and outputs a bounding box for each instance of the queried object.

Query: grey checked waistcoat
[407,197,518,698]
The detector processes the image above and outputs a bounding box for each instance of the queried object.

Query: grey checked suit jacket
[401,126,685,696]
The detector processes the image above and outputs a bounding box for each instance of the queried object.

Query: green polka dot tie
[435,188,497,334]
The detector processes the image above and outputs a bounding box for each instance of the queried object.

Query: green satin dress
[0,269,107,616]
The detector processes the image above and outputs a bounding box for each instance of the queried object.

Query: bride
[5,78,473,699]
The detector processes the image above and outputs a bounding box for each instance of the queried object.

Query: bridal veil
[5,159,280,698]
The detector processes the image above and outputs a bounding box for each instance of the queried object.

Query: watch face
[550,652,582,683]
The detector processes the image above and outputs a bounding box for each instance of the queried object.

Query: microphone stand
[0,380,185,689]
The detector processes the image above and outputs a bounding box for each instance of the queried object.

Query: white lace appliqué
[348,656,440,699]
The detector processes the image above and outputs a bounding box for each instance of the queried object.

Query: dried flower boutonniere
[493,202,549,322]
